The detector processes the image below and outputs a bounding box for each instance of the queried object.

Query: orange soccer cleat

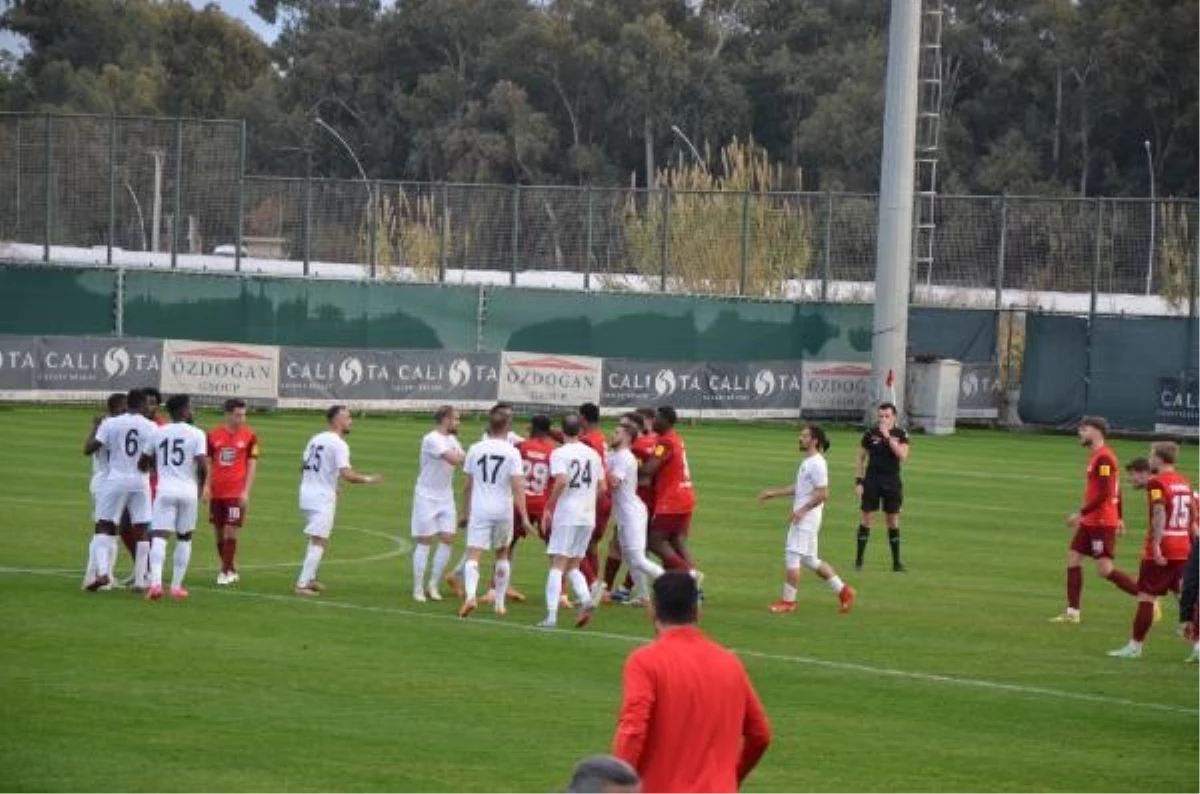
[768,600,796,613]
[839,586,856,614]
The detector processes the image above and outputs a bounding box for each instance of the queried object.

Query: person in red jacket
[612,572,771,793]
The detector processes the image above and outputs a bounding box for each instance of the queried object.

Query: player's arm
[242,435,261,505]
[737,670,772,785]
[611,652,655,770]
[792,484,828,522]
[641,442,671,478]
[855,444,867,484]
[441,448,466,466]
[84,416,105,456]
[596,453,609,496]
[139,428,158,472]
[1078,455,1117,518]
[459,473,473,528]
[510,471,533,532]
[757,484,795,502]
[544,472,569,519]
[194,452,209,497]
[1149,484,1168,564]
[339,467,381,484]
[886,432,910,462]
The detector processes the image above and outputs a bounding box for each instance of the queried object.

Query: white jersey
[415,430,462,501]
[465,437,523,521]
[147,422,207,498]
[96,413,158,488]
[792,453,829,529]
[608,448,646,528]
[90,432,110,491]
[481,430,524,446]
[299,431,351,510]
[549,441,603,526]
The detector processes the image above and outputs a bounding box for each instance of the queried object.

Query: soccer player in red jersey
[1109,444,1195,658]
[205,398,260,585]
[641,406,703,585]
[579,402,611,599]
[1050,416,1138,623]
[519,415,558,543]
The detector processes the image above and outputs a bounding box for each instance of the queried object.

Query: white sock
[430,543,453,583]
[149,537,168,588]
[630,550,664,581]
[632,569,649,600]
[94,535,112,582]
[494,560,511,610]
[134,540,150,587]
[464,559,480,601]
[567,568,591,606]
[171,539,192,590]
[105,535,119,578]
[298,543,325,586]
[826,575,844,594]
[85,535,101,582]
[782,582,798,602]
[1066,607,1080,618]
[545,568,562,622]
[413,544,430,590]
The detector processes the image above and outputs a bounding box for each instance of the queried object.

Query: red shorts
[209,499,247,529]
[650,513,692,536]
[1137,559,1187,597]
[1070,526,1116,559]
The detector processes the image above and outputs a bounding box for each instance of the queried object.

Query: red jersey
[207,425,260,500]
[1079,446,1120,528]
[1144,471,1195,561]
[518,437,557,516]
[631,432,658,511]
[652,429,695,515]
[1193,490,1199,538]
[582,429,611,509]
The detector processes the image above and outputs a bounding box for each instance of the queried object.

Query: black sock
[855,526,870,566]
[888,528,902,567]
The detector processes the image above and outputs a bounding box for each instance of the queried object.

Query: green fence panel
[1088,315,1199,431]
[363,284,481,351]
[909,307,998,363]
[0,264,117,335]
[1018,314,1089,427]
[123,270,246,341]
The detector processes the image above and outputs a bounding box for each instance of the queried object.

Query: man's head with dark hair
[652,405,678,435]
[142,387,163,409]
[326,404,352,434]
[580,402,601,428]
[801,424,831,454]
[488,407,512,438]
[1077,416,1109,449]
[566,755,641,793]
[126,388,147,413]
[166,393,192,423]
[106,392,127,416]
[613,413,641,448]
[650,571,699,628]
[561,413,583,439]
[876,402,897,431]
[529,414,552,437]
[1126,456,1152,490]
[223,398,247,429]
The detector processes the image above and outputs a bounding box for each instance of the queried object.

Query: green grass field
[0,405,1196,792]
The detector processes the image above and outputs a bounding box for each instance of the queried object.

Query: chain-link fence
[0,113,1196,312]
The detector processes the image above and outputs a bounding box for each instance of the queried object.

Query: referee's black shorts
[861,477,903,515]
[1179,540,1199,625]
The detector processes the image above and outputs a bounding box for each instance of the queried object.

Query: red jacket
[612,626,771,793]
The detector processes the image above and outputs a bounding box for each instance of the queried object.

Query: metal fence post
[822,191,834,302]
[584,186,594,291]
[659,186,671,292]
[107,115,117,267]
[738,188,751,296]
[1084,198,1103,409]
[1190,216,1198,319]
[170,117,183,268]
[368,179,378,280]
[235,121,246,273]
[43,113,51,263]
[303,146,312,276]
[438,182,448,284]
[995,195,1007,310]
[114,264,125,338]
[510,184,520,286]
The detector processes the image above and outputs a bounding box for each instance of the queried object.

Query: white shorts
[616,506,649,555]
[412,494,457,538]
[466,518,513,551]
[99,482,153,526]
[90,480,104,522]
[302,505,336,539]
[785,519,820,564]
[547,524,592,559]
[152,493,199,534]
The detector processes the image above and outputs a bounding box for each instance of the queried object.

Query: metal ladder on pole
[914,0,943,290]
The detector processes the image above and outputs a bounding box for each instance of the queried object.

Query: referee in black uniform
[855,402,910,571]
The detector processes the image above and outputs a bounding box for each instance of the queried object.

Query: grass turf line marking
[5,563,1186,719]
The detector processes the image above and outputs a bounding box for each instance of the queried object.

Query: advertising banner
[957,361,1002,420]
[499,351,602,407]
[0,335,37,394]
[601,359,803,417]
[278,347,499,407]
[800,361,873,415]
[0,335,162,398]
[1155,376,1199,437]
[160,339,279,402]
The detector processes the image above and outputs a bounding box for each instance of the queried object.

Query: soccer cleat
[412,588,427,603]
[589,580,606,608]
[609,588,631,604]
[892,563,907,573]
[1107,642,1142,659]
[768,600,797,613]
[493,604,507,617]
[120,574,137,588]
[216,572,231,586]
[426,586,443,602]
[627,597,648,608]
[1187,646,1199,664]
[307,580,324,593]
[1049,611,1081,624]
[839,586,857,614]
[145,584,164,601]
[854,562,863,572]
[458,599,477,619]
[535,618,557,630]
[98,578,116,592]
[575,602,594,629]
[507,586,527,603]
[84,574,110,593]
[293,584,319,597]
[445,572,465,598]
[226,572,240,585]
[169,586,189,601]
[1152,599,1163,624]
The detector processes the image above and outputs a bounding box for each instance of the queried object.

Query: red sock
[603,557,622,590]
[120,528,139,559]
[1105,568,1139,597]
[1132,601,1154,642]
[220,537,237,573]
[622,572,635,590]
[1067,566,1083,610]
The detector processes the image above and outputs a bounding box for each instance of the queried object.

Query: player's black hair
[579,402,601,425]
[434,404,455,424]
[325,404,347,422]
[1126,457,1151,472]
[166,394,190,421]
[223,398,247,413]
[806,423,831,453]
[491,402,514,414]
[142,387,163,406]
[126,388,147,412]
[106,392,127,415]
[530,414,552,435]
[1079,415,1109,436]
[655,405,678,426]
[561,413,582,438]
[652,571,699,626]
[878,402,897,415]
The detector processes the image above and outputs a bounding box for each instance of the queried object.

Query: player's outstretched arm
[460,474,473,528]
[338,467,381,485]
[441,447,466,467]
[84,417,104,456]
[757,485,795,503]
[242,454,259,506]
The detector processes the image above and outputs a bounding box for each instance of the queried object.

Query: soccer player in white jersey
[608,413,665,601]
[83,388,159,592]
[478,402,524,446]
[540,413,607,629]
[141,394,208,601]
[458,407,533,618]
[757,424,855,614]
[411,405,465,602]
[81,392,127,589]
[295,405,382,596]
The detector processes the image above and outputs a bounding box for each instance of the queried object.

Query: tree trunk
[1052,63,1062,177]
